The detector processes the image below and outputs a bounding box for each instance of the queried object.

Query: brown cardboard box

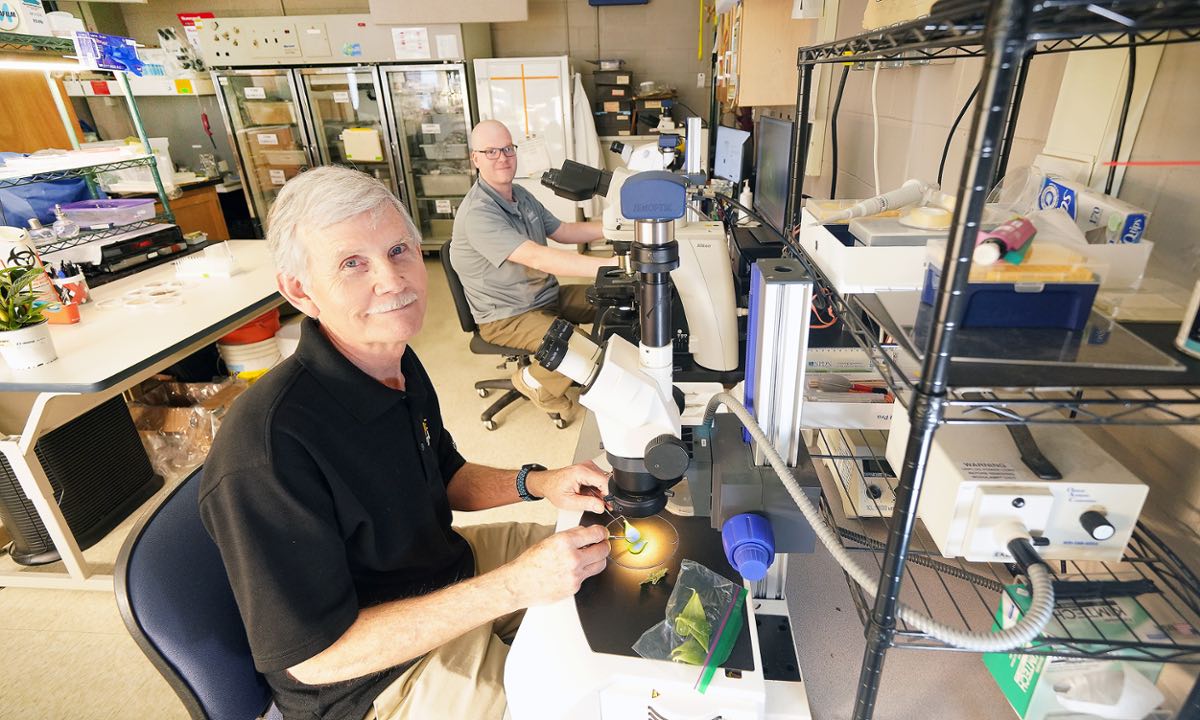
[239,125,298,153]
[130,379,248,476]
[255,165,303,188]
[245,101,296,125]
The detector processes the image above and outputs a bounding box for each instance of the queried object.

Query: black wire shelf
[796,0,1200,65]
[0,31,75,54]
[35,217,173,255]
[0,156,156,190]
[811,428,1200,663]
[785,234,1200,426]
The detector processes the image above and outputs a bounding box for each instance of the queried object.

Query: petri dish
[605,514,679,570]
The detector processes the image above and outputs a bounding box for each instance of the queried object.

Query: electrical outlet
[696,73,705,88]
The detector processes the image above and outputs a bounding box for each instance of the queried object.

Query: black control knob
[1080,510,1115,541]
[645,434,690,481]
[866,484,883,500]
[534,318,576,371]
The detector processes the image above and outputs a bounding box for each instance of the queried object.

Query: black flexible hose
[830,65,850,199]
[1105,38,1137,195]
[938,84,980,187]
[836,527,1007,593]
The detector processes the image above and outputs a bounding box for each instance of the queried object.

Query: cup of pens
[49,262,89,306]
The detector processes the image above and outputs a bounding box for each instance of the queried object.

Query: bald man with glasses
[449,120,608,419]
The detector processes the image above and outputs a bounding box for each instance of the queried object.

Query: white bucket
[275,317,303,360]
[0,322,58,369]
[218,337,280,374]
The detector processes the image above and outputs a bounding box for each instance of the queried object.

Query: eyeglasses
[472,144,518,160]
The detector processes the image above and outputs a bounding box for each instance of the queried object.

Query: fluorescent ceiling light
[0,59,87,73]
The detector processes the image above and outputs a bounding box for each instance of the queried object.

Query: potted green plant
[0,265,57,369]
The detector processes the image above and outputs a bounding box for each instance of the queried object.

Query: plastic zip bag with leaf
[632,559,749,693]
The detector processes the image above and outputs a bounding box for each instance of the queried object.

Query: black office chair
[115,467,282,720]
[440,248,567,431]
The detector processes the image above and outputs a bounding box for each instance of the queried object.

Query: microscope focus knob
[1080,510,1116,541]
[645,434,689,481]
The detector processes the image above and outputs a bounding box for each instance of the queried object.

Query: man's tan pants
[365,522,554,720]
[477,285,594,401]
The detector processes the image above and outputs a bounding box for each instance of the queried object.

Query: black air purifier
[0,396,162,566]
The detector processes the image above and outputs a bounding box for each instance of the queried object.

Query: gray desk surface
[574,413,1012,720]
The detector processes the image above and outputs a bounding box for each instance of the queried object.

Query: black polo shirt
[200,317,472,720]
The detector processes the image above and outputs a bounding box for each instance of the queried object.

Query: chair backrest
[440,244,479,334]
[115,467,277,720]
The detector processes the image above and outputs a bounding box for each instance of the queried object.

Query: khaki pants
[366,522,554,720]
[477,285,594,400]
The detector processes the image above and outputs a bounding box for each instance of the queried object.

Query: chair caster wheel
[553,416,567,429]
[483,420,498,431]
[477,388,490,398]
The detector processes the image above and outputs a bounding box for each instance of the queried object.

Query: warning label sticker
[959,462,1019,482]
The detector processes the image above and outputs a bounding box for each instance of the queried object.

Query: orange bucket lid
[219,308,281,345]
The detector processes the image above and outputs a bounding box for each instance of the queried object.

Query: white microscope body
[508,172,811,720]
[603,166,740,373]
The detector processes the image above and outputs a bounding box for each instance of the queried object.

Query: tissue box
[1037,177,1150,244]
[983,587,1171,720]
[2,0,53,36]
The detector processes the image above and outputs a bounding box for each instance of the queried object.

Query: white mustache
[367,292,419,315]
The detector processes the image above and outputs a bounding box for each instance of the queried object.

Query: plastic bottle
[973,217,1037,265]
[51,204,80,240]
[26,218,57,248]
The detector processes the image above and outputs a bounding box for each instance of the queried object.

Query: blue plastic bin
[921,264,1099,331]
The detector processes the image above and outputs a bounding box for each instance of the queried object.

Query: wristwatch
[516,463,546,502]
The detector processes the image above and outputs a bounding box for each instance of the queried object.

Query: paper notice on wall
[244,86,266,99]
[177,12,215,53]
[256,133,278,146]
[391,27,431,60]
[333,91,350,104]
[421,123,441,135]
[435,34,459,59]
[268,169,286,185]
[436,199,453,214]
[341,128,384,162]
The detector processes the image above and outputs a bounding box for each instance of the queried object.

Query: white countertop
[0,240,282,392]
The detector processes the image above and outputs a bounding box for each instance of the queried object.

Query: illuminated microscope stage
[504,509,811,720]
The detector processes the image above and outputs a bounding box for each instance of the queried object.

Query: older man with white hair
[449,119,609,419]
[200,166,611,720]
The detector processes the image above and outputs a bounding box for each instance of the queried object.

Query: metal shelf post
[852,2,1031,716]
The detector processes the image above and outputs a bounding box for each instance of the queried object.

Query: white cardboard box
[797,210,928,294]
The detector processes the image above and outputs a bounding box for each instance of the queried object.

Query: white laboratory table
[0,240,283,591]
[510,412,1013,719]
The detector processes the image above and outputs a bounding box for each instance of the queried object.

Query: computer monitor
[753,116,794,236]
[713,125,751,184]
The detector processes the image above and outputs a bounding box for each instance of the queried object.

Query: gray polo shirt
[449,179,563,324]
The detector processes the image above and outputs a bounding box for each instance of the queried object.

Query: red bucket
[220,309,281,346]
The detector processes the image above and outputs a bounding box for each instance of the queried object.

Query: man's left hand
[527,462,610,514]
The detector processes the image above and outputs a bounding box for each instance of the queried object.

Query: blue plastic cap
[621,171,687,221]
[722,513,776,582]
[733,544,772,582]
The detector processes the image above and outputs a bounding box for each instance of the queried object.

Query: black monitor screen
[754,116,794,235]
[714,125,751,184]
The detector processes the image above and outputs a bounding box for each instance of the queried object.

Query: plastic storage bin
[60,198,156,228]
[417,173,472,196]
[921,266,1099,330]
[921,241,1101,330]
[420,143,468,160]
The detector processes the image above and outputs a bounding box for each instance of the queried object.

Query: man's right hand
[505,524,609,607]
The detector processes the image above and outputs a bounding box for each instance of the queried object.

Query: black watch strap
[516,463,547,502]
